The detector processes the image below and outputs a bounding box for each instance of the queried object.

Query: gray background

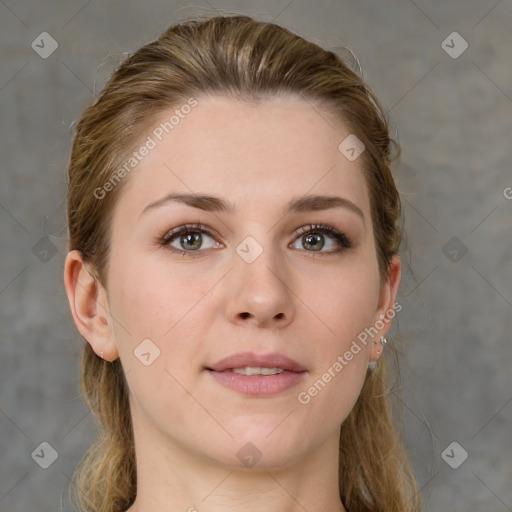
[1,1,511,511]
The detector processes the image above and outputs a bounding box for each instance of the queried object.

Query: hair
[65,13,421,512]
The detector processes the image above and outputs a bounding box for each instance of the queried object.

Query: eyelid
[161,223,215,243]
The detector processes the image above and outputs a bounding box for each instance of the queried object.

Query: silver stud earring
[100,350,104,359]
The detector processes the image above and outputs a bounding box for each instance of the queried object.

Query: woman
[63,13,421,512]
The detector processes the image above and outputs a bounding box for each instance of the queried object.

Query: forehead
[112,94,371,222]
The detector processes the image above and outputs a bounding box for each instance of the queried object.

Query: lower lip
[206,370,307,397]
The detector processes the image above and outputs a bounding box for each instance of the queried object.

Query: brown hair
[66,13,420,512]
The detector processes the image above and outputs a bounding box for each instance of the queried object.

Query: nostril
[240,312,251,319]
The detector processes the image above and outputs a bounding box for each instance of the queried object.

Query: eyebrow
[139,192,365,225]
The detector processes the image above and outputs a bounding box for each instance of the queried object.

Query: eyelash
[159,222,352,258]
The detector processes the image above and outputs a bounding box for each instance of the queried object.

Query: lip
[207,370,306,397]
[204,351,308,398]
[205,351,307,373]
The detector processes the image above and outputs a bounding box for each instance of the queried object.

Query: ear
[63,250,119,362]
[369,254,401,362]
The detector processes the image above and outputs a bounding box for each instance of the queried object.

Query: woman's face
[96,94,400,468]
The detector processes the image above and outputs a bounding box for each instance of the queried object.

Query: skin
[64,94,401,512]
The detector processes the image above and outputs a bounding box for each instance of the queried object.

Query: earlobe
[63,250,119,361]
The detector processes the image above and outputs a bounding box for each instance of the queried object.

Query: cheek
[312,263,379,341]
[110,255,215,403]
[110,259,207,418]
[300,264,378,412]
[111,254,208,341]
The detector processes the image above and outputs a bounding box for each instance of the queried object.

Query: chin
[207,423,309,469]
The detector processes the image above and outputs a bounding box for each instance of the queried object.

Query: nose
[224,236,296,329]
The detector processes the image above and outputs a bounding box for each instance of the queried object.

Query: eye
[159,222,352,258]
[290,223,352,255]
[160,223,222,258]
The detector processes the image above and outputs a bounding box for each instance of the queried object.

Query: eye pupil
[181,232,201,250]
[303,233,324,251]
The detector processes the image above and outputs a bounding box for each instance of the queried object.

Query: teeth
[231,367,285,376]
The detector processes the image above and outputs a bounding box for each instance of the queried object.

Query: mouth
[204,352,307,397]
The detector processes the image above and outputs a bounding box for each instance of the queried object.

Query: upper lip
[206,352,307,372]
